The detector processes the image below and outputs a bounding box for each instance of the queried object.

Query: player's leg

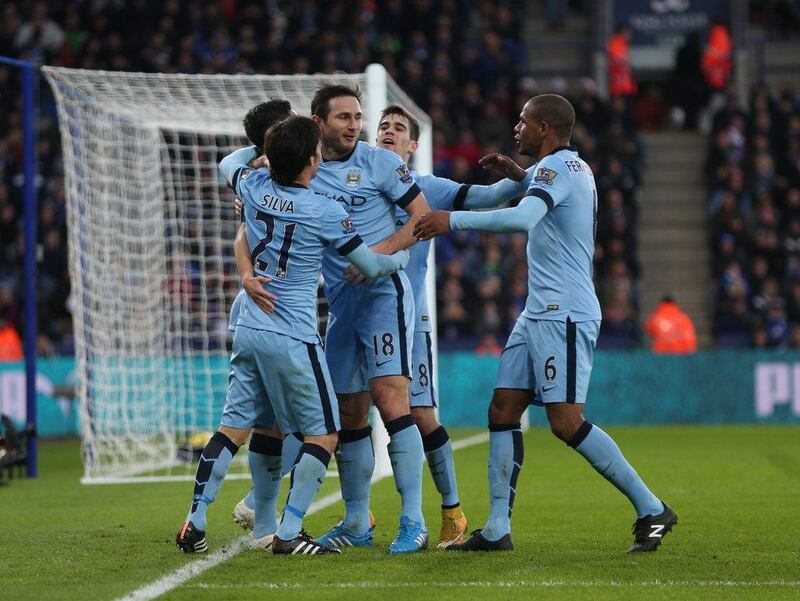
[452,318,535,552]
[245,423,283,548]
[237,427,304,524]
[226,328,285,548]
[273,432,340,556]
[316,391,375,547]
[540,319,676,552]
[371,374,428,554]
[318,293,376,545]
[410,332,466,548]
[176,425,248,552]
[364,274,427,554]
[335,391,374,529]
[234,423,283,533]
[176,328,260,552]
[271,339,342,555]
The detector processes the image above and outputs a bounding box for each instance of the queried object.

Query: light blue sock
[187,431,239,531]
[482,424,523,542]
[243,487,255,511]
[277,444,331,541]
[281,432,304,477]
[248,433,283,538]
[336,427,375,533]
[422,426,460,507]
[387,415,425,526]
[243,432,302,511]
[569,422,664,518]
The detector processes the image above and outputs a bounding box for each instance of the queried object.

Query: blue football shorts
[409,330,437,408]
[325,272,414,394]
[221,326,339,436]
[495,315,600,405]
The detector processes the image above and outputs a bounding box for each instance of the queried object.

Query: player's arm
[234,223,278,314]
[325,199,410,276]
[371,192,431,254]
[340,238,410,278]
[232,157,268,218]
[219,146,259,192]
[415,194,549,239]
[416,157,566,238]
[460,163,536,210]
[365,148,431,254]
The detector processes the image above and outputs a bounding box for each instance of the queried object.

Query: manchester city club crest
[345,169,361,188]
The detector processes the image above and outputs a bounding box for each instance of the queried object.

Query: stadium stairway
[524,3,593,85]
[638,131,712,346]
[745,22,800,91]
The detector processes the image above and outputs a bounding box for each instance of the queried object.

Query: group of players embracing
[175,84,678,557]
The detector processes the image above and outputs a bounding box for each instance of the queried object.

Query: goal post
[41,64,435,483]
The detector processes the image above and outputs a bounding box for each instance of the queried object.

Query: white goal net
[42,64,433,483]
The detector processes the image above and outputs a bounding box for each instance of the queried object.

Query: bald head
[527,94,575,141]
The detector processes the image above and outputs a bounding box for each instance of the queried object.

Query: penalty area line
[117,431,490,601]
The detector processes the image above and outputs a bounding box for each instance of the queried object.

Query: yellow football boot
[437,506,468,549]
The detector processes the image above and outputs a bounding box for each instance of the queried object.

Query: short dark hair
[311,83,362,120]
[263,116,320,186]
[379,104,420,141]
[243,99,292,152]
[529,94,576,139]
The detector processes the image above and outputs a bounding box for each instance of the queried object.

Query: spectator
[0,314,23,361]
[671,32,707,130]
[645,295,697,354]
[702,21,732,96]
[14,2,64,60]
[475,333,503,356]
[608,24,637,103]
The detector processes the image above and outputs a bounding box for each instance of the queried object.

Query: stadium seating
[709,84,800,347]
[0,0,643,353]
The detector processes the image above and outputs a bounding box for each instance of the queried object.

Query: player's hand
[248,155,269,169]
[242,274,278,314]
[414,210,450,241]
[479,153,527,182]
[344,264,371,287]
[234,196,243,218]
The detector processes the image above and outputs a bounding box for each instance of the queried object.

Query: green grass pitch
[3,426,799,600]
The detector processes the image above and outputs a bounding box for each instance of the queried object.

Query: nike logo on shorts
[376,359,392,368]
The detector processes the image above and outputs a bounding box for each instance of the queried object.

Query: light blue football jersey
[522,147,601,322]
[394,173,464,332]
[313,141,420,299]
[228,288,245,333]
[224,160,363,343]
[394,168,536,332]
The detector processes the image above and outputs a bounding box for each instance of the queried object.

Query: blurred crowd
[708,84,800,347]
[0,0,643,355]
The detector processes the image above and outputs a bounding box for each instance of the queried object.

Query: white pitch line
[117,432,491,601]
[451,431,489,451]
[183,580,800,590]
[83,472,340,485]
[118,489,346,601]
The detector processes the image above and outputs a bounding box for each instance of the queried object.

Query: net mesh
[41,66,431,482]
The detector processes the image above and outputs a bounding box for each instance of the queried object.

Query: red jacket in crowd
[645,300,698,355]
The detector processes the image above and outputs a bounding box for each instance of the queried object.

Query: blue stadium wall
[2,351,799,436]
